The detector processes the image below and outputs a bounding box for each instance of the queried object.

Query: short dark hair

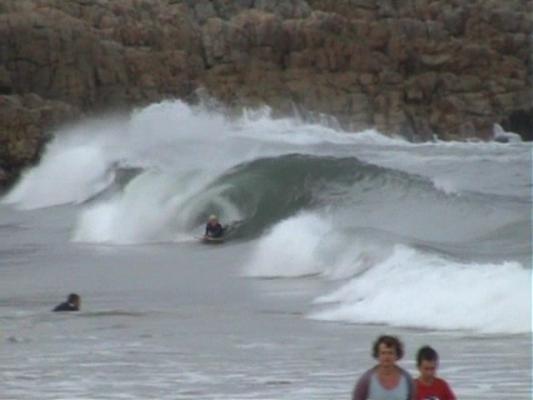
[372,335,404,359]
[417,345,439,366]
[67,293,80,302]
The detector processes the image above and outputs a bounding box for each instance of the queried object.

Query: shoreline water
[0,204,530,399]
[0,103,531,399]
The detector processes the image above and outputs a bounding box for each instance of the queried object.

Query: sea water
[0,100,530,399]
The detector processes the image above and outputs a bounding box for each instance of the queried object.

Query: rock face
[0,0,531,186]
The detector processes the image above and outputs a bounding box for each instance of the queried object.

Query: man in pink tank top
[352,335,415,400]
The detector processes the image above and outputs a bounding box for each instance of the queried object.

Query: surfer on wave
[204,215,224,240]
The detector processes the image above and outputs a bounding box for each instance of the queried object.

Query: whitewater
[0,100,530,399]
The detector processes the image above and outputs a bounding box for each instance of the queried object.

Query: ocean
[0,100,531,399]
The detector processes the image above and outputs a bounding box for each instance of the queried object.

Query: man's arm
[352,369,372,400]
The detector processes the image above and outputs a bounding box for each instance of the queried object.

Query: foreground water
[0,101,531,399]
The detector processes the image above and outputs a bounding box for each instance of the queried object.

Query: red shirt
[415,377,456,400]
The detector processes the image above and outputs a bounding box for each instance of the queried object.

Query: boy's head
[416,346,439,380]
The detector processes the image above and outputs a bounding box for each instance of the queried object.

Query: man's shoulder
[359,366,378,381]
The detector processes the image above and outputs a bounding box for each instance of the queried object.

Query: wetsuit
[205,223,224,238]
[53,302,79,312]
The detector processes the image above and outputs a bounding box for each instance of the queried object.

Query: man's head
[208,215,218,225]
[417,346,439,381]
[67,293,81,308]
[372,335,404,367]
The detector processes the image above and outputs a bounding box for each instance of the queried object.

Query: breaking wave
[2,99,530,334]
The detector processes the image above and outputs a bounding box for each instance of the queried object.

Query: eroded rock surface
[1,0,531,185]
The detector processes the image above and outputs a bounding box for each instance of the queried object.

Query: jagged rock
[420,54,452,67]
[440,8,467,35]
[255,0,312,19]
[0,0,532,187]
[0,65,11,94]
[192,0,217,23]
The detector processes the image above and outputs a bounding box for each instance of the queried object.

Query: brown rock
[1,0,532,187]
[420,53,452,68]
[255,0,312,19]
[367,21,390,50]
[0,65,12,94]
[202,18,230,67]
[462,93,492,116]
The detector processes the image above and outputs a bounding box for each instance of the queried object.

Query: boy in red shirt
[415,346,456,400]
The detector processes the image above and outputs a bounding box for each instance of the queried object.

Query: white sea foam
[244,213,392,280]
[3,100,529,213]
[2,100,398,241]
[492,123,523,143]
[72,170,244,244]
[244,213,332,278]
[245,212,530,334]
[2,139,114,209]
[431,176,460,195]
[73,171,183,244]
[311,245,530,334]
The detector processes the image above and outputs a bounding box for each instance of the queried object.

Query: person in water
[352,335,415,400]
[414,346,456,400]
[204,215,224,238]
[53,293,81,312]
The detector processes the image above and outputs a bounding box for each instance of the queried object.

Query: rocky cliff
[1,0,531,186]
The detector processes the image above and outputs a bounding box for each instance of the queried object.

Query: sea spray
[244,213,332,278]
